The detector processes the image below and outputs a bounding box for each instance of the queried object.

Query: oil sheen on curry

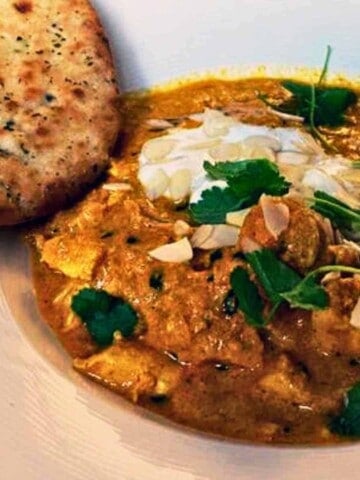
[30,74,360,444]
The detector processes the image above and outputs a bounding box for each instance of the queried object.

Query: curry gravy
[30,78,360,444]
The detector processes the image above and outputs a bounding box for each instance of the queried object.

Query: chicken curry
[29,73,360,444]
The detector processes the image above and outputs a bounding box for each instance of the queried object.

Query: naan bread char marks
[0,0,120,225]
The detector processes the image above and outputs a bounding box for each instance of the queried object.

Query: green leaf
[190,160,291,224]
[311,190,360,240]
[189,186,245,224]
[245,249,301,304]
[280,274,328,310]
[71,288,138,346]
[259,46,357,129]
[280,80,357,127]
[329,383,360,437]
[205,159,291,199]
[230,267,266,327]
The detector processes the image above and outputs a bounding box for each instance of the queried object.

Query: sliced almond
[243,135,282,152]
[277,151,310,165]
[203,109,233,138]
[242,145,276,162]
[149,238,193,263]
[350,297,360,329]
[192,224,239,250]
[102,183,133,192]
[226,209,250,227]
[174,220,191,238]
[260,195,290,240]
[145,119,174,131]
[267,108,305,123]
[191,225,214,248]
[143,138,176,163]
[143,169,169,200]
[241,236,262,253]
[184,138,221,150]
[321,272,341,285]
[209,142,242,162]
[169,169,192,201]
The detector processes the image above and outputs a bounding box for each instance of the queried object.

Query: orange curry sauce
[29,79,360,443]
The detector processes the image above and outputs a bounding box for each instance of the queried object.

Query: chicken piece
[311,277,360,357]
[239,197,333,273]
[73,343,181,402]
[41,234,103,280]
[328,244,360,267]
[257,355,311,405]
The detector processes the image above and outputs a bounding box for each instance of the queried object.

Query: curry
[29,77,360,444]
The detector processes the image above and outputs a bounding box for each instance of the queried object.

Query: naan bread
[0,0,120,225]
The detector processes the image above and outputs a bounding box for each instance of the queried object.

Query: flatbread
[0,0,120,225]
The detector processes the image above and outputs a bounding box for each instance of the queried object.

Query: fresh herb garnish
[232,249,360,327]
[189,186,244,224]
[280,79,356,127]
[245,249,301,305]
[230,267,266,327]
[259,46,357,150]
[71,288,138,346]
[189,159,290,224]
[310,190,360,241]
[329,383,360,437]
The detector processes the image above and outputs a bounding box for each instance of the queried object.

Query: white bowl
[1,1,360,478]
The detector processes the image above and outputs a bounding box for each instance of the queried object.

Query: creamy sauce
[29,78,360,444]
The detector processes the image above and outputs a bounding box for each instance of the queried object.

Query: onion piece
[350,297,360,329]
[191,224,239,249]
[260,195,290,239]
[149,238,193,263]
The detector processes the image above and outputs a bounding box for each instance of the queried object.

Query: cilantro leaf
[259,46,357,151]
[205,159,291,200]
[230,267,266,327]
[190,160,291,224]
[245,249,301,305]
[280,274,328,310]
[71,288,138,346]
[329,383,360,437]
[311,190,360,240]
[189,186,245,224]
[280,81,356,127]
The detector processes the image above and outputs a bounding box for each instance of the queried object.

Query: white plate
[1,1,360,478]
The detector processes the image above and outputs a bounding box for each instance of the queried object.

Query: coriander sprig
[189,159,290,224]
[230,248,360,327]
